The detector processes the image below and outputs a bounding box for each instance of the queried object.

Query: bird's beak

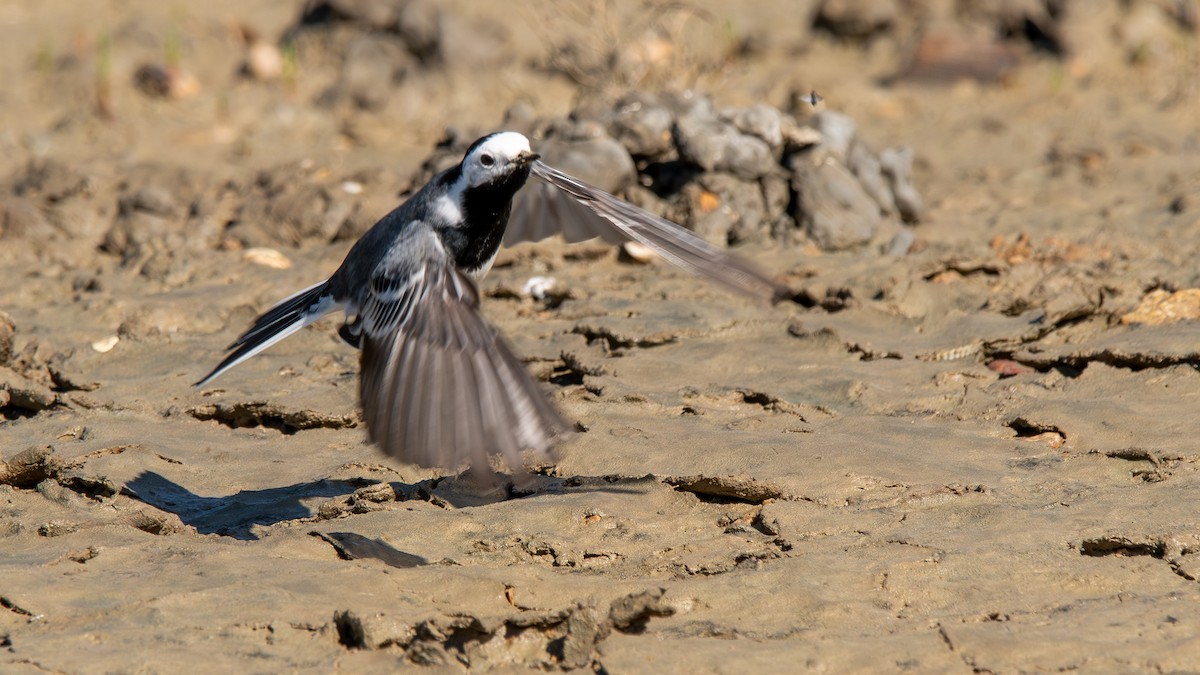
[516,151,540,166]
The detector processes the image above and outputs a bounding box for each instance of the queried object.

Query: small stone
[883,228,915,257]
[812,111,857,160]
[880,147,923,223]
[988,359,1034,377]
[681,173,769,245]
[609,97,675,158]
[246,40,284,81]
[1121,289,1200,325]
[91,336,120,353]
[521,276,557,300]
[242,247,293,270]
[847,140,893,215]
[723,104,784,148]
[133,64,201,100]
[791,149,881,251]
[620,242,657,264]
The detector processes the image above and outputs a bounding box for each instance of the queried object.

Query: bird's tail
[195,280,338,387]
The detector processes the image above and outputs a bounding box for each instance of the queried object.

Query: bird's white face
[460,132,536,188]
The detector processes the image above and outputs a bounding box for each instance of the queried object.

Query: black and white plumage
[197,131,786,474]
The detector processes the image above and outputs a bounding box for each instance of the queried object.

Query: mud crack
[570,324,678,352]
[187,401,358,434]
[1080,535,1200,583]
[1004,347,1200,378]
[1005,417,1066,447]
[549,351,606,387]
[663,474,788,504]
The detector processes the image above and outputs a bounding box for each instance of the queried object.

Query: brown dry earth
[3,0,1200,672]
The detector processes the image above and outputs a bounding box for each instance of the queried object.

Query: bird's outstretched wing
[358,227,568,474]
[509,160,790,303]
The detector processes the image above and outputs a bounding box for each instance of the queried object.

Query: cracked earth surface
[3,0,1200,672]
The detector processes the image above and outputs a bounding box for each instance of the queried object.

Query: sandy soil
[3,0,1200,672]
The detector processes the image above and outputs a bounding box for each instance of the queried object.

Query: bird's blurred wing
[506,175,626,246]
[359,228,568,473]
[517,160,788,302]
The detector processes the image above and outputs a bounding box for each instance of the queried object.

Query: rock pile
[416,91,922,252]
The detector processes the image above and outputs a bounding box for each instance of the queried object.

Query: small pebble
[246,41,283,81]
[620,242,658,264]
[987,359,1033,377]
[243,247,293,270]
[522,276,557,300]
[91,336,120,353]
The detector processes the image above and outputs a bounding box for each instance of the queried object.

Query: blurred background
[1,0,1196,266]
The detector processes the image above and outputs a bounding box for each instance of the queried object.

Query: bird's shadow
[123,471,362,541]
[123,470,645,542]
[310,531,429,568]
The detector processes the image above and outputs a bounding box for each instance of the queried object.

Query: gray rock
[814,0,898,39]
[883,227,915,257]
[723,104,784,148]
[812,110,857,160]
[791,149,881,250]
[680,173,769,246]
[674,108,777,181]
[847,139,893,215]
[609,96,675,158]
[761,174,791,218]
[537,134,636,195]
[712,173,770,245]
[880,146,923,223]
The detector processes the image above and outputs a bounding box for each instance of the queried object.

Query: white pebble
[621,241,658,264]
[91,336,120,353]
[522,276,557,300]
[243,247,293,270]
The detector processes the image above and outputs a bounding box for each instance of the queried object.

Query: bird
[196,131,787,478]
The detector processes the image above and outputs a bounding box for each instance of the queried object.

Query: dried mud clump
[0,315,89,419]
[333,587,676,669]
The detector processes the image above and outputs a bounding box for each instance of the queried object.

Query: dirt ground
[3,0,1200,672]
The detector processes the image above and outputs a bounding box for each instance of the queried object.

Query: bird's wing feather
[513,160,788,303]
[359,226,568,472]
[506,178,627,246]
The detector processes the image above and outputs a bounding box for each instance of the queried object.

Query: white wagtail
[197,131,786,476]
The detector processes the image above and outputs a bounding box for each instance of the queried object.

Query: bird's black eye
[479,153,495,167]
